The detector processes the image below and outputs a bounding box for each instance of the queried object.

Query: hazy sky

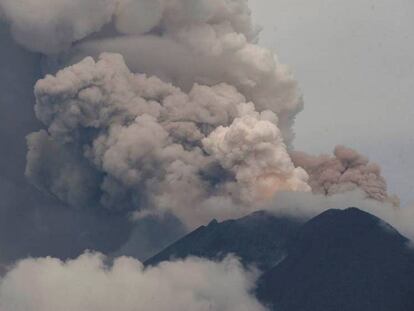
[249,0,414,205]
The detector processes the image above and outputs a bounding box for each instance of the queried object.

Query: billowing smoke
[59,0,302,145]
[1,0,304,148]
[0,0,411,281]
[15,0,403,231]
[0,1,414,310]
[27,53,309,228]
[203,113,310,201]
[0,0,313,266]
[0,0,116,54]
[0,253,266,311]
[291,145,400,206]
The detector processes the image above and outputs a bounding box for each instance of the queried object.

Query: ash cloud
[63,0,302,145]
[291,145,400,206]
[0,22,183,265]
[0,0,411,280]
[1,0,304,145]
[0,253,266,311]
[21,0,314,230]
[0,0,116,54]
[27,53,309,228]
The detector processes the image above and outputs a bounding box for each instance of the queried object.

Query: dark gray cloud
[0,22,41,183]
[0,0,115,53]
[0,22,184,265]
[26,53,309,228]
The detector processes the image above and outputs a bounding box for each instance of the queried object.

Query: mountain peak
[145,211,303,270]
[257,208,414,311]
[207,219,219,227]
[307,207,383,225]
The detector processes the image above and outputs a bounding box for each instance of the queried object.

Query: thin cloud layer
[263,190,414,241]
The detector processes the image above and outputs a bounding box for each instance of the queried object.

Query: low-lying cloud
[0,253,266,311]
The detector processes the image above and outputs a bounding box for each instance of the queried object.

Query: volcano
[257,208,414,311]
[147,207,414,311]
[145,210,303,271]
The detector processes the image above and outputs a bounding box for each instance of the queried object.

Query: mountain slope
[145,211,303,271]
[257,207,414,311]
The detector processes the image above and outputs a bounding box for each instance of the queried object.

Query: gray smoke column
[1,0,304,146]
[27,53,309,228]
[1,0,400,233]
[19,0,313,229]
[291,145,400,206]
[64,0,303,145]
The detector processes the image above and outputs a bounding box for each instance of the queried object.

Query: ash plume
[291,146,400,206]
[60,0,303,145]
[0,0,411,272]
[0,0,315,266]
[1,0,303,147]
[0,0,116,53]
[17,0,404,231]
[27,53,309,228]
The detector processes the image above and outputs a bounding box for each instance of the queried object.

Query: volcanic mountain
[257,208,414,311]
[145,210,303,271]
[147,207,414,311]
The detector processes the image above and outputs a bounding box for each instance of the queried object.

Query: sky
[249,0,414,205]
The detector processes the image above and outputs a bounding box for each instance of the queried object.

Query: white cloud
[0,253,266,311]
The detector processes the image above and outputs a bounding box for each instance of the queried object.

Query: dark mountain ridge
[145,210,303,271]
[257,208,414,311]
[146,207,414,310]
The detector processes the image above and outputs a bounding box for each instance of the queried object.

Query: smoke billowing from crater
[292,145,399,206]
[0,1,413,310]
[0,0,410,276]
[27,53,309,228]
[17,0,400,230]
